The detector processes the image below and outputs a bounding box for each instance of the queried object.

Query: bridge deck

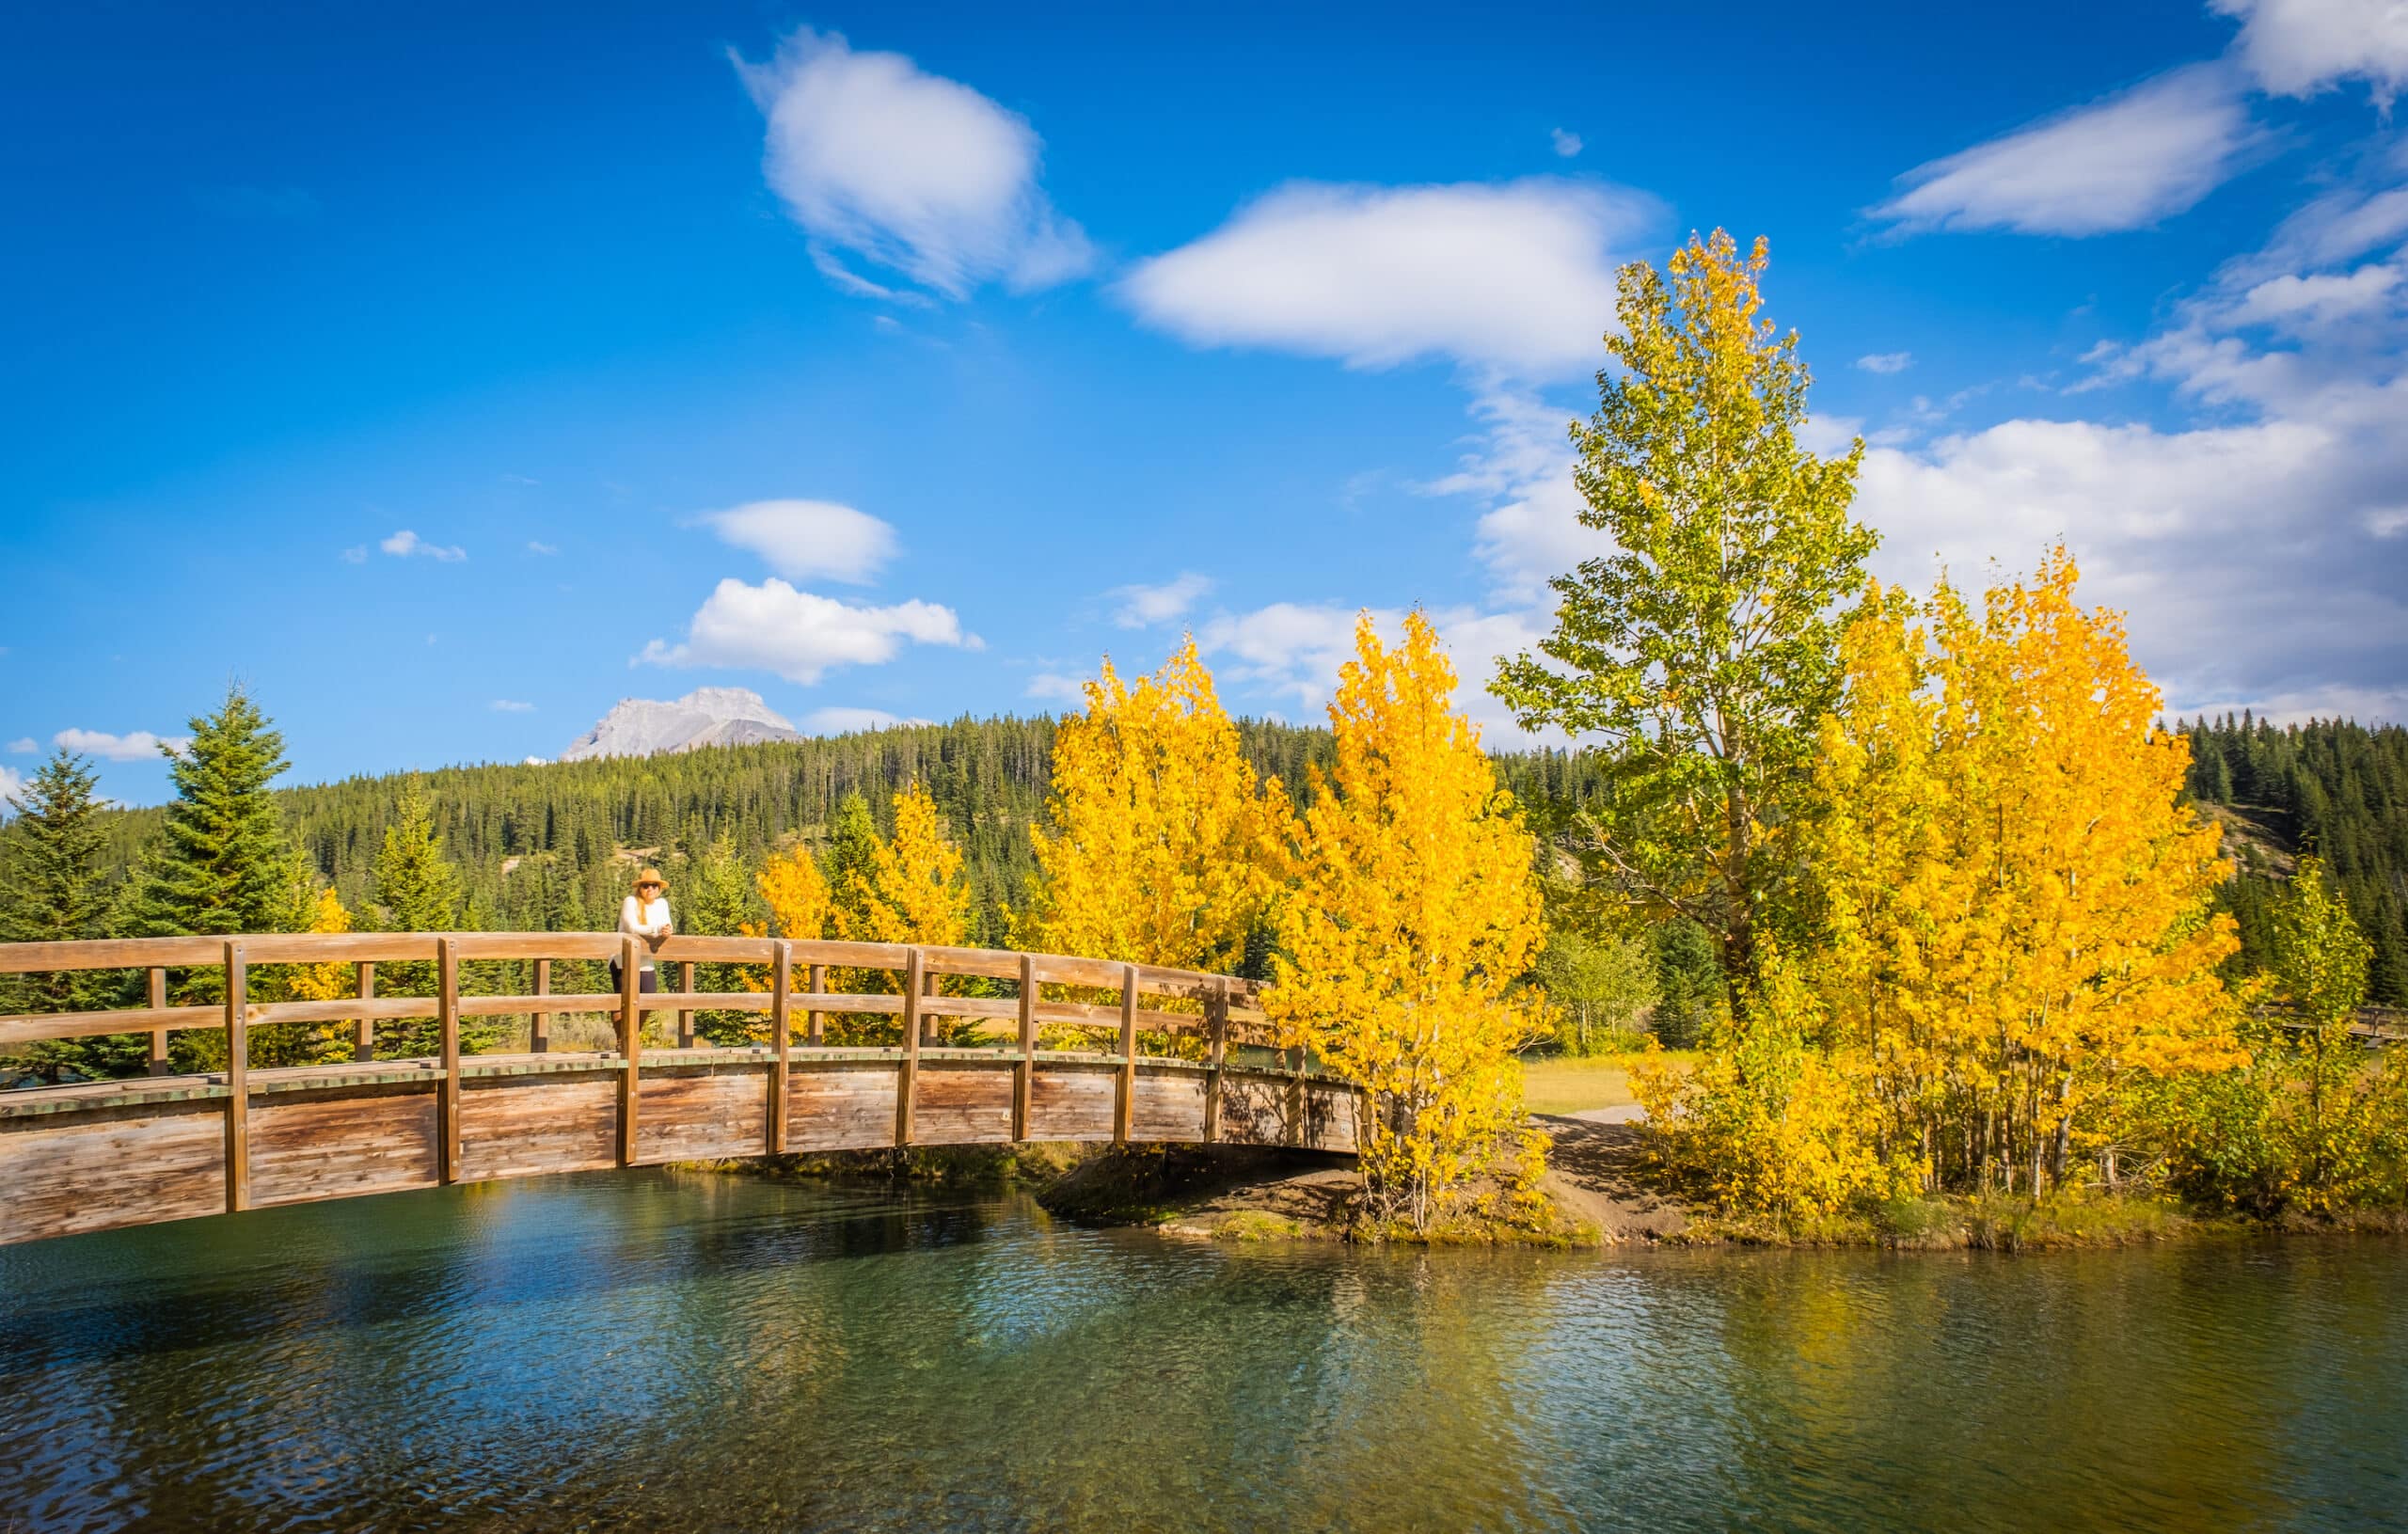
[0,934,1359,1246]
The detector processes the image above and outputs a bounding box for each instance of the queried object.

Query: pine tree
[127,685,304,941]
[825,791,882,941]
[1,751,141,1080]
[681,833,759,1044]
[372,780,468,1056]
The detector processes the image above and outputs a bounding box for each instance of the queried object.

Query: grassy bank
[1520,1050,1694,1116]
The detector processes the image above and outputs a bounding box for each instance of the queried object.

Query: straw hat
[633,866,669,893]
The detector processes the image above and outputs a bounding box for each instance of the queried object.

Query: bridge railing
[0,932,1281,1075]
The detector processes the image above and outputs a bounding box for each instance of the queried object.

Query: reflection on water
[2,1171,2402,1531]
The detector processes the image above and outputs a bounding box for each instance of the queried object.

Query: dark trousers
[609,963,659,995]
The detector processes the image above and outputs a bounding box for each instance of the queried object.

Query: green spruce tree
[371,780,478,1055]
[1,751,144,1081]
[128,685,305,941]
[681,833,761,1045]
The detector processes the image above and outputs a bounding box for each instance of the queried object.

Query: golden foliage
[1266,612,1547,1232]
[257,886,357,1067]
[836,783,972,952]
[744,839,832,942]
[1019,635,1296,973]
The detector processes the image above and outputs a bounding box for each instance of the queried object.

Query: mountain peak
[561,688,801,762]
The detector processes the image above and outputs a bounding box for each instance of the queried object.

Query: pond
[2,1170,2400,1531]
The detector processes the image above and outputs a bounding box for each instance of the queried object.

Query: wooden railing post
[1203,976,1228,1145]
[437,937,462,1183]
[223,941,248,1213]
[676,959,695,1049]
[530,957,549,1053]
[806,963,826,1046]
[352,961,375,1062]
[895,946,923,1146]
[768,941,791,1154]
[1115,963,1139,1145]
[146,967,169,1076]
[617,935,641,1166]
[1013,953,1036,1141]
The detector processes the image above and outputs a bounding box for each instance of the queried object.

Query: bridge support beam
[223,941,247,1213]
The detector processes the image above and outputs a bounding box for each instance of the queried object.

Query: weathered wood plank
[224,941,248,1213]
[1132,1067,1210,1143]
[805,962,825,1047]
[249,1086,439,1208]
[912,1061,1015,1145]
[787,1060,903,1150]
[768,942,791,1154]
[1014,953,1036,1141]
[530,958,549,1053]
[437,937,461,1184]
[1115,963,1140,1145]
[617,935,640,1166]
[458,1073,619,1181]
[0,1004,221,1048]
[637,1067,772,1163]
[0,1100,226,1243]
[1029,1062,1117,1142]
[353,960,376,1062]
[147,967,169,1076]
[896,947,923,1145]
[1203,977,1227,1144]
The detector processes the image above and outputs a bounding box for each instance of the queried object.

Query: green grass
[1520,1051,1698,1116]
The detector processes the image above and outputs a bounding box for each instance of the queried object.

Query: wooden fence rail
[0,933,1356,1247]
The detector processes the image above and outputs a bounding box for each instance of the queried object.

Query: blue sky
[6,1,2406,805]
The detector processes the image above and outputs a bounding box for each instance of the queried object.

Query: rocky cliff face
[559,688,802,761]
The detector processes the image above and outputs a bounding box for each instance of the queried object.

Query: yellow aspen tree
[1811,548,2240,1194]
[1267,611,1547,1233]
[837,783,973,951]
[1019,636,1296,974]
[265,886,358,1067]
[747,840,832,942]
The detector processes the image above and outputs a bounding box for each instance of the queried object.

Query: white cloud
[381,530,467,561]
[2224,261,2402,330]
[527,541,559,556]
[802,706,923,734]
[1550,127,1583,158]
[55,728,190,762]
[701,499,897,584]
[1196,602,1554,743]
[0,765,22,810]
[2212,0,2408,104]
[1112,572,1214,627]
[340,546,367,564]
[638,577,974,685]
[731,26,1091,300]
[1025,672,1087,703]
[1416,387,1607,604]
[1873,65,2258,236]
[1856,351,1915,373]
[490,700,534,713]
[522,756,547,767]
[1120,178,1656,376]
[5,737,33,753]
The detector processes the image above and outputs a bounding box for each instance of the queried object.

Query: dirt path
[1536,1112,1689,1240]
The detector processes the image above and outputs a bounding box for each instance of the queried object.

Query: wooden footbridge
[0,933,1359,1246]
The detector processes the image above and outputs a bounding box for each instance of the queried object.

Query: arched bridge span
[0,933,1358,1246]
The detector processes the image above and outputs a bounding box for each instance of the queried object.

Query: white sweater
[618,894,673,970]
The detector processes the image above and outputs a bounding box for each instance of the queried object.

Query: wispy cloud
[1112,572,1214,628]
[1872,64,2258,237]
[731,26,1091,301]
[802,705,925,734]
[381,530,467,561]
[1024,672,1086,703]
[2212,0,2408,105]
[1549,127,1583,158]
[1856,351,1915,373]
[490,700,534,713]
[527,541,559,556]
[5,737,35,754]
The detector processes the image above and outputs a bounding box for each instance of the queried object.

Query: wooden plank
[1028,1062,1117,1141]
[914,944,1023,981]
[618,991,776,1014]
[147,967,168,1076]
[353,961,375,1062]
[1132,1066,1210,1142]
[0,936,224,973]
[787,1061,903,1150]
[0,1004,223,1048]
[0,1101,226,1244]
[768,941,791,1154]
[437,937,461,1184]
[637,1066,773,1163]
[793,992,904,1018]
[788,938,911,971]
[249,1086,439,1208]
[531,957,549,1053]
[805,962,825,1047]
[456,992,623,1018]
[911,1061,1014,1144]
[459,1073,618,1181]
[450,931,621,961]
[1203,976,1227,1144]
[1028,953,1127,989]
[1116,963,1139,1145]
[916,994,1019,1021]
[617,935,640,1166]
[224,941,248,1213]
[895,946,923,1145]
[651,935,780,964]
[676,959,695,1049]
[246,997,450,1029]
[1014,953,1036,1141]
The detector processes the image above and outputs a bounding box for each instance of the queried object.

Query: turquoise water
[2,1171,2402,1531]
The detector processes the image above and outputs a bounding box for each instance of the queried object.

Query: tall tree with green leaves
[372,780,470,1056]
[680,833,761,1045]
[824,791,881,939]
[127,685,305,941]
[1493,229,1877,1000]
[1,751,144,1080]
